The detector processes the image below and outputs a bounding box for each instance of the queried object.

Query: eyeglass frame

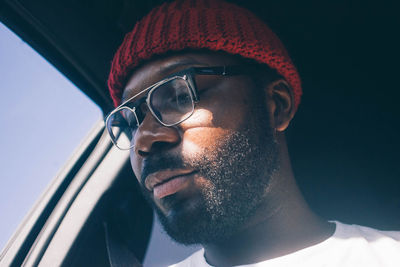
[105,64,260,150]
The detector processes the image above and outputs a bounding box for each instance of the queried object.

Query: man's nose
[133,113,181,157]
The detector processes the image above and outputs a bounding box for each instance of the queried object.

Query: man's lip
[144,169,196,192]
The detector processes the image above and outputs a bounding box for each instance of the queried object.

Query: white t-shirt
[169,221,400,267]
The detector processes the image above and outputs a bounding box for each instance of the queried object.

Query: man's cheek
[182,127,235,154]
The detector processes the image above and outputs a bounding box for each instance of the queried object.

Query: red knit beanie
[108,0,302,109]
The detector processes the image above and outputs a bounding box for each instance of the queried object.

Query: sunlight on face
[181,108,217,154]
[183,108,214,127]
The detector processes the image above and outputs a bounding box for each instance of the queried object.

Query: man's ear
[265,79,295,132]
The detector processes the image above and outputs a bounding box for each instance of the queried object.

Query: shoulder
[329,221,400,266]
[167,223,400,267]
[333,220,400,242]
[168,249,208,267]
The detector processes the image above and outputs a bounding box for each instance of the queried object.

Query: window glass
[0,22,101,250]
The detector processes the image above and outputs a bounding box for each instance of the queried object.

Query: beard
[138,91,279,245]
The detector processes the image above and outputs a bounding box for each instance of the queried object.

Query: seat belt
[104,222,143,267]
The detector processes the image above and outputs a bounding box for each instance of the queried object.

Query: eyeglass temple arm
[193,65,259,76]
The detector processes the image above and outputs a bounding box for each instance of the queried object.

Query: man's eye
[175,93,191,104]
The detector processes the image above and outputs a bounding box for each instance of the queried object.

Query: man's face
[122,51,279,244]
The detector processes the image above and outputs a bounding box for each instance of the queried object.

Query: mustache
[140,154,189,185]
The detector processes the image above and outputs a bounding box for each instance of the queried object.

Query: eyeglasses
[106,65,256,150]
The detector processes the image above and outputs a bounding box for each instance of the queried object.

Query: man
[106,0,400,266]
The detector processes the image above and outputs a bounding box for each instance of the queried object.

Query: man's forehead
[122,51,242,100]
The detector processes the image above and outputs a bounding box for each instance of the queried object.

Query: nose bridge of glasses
[129,106,140,127]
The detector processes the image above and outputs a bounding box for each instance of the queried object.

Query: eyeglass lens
[149,77,194,125]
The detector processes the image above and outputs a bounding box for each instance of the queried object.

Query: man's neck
[202,137,336,266]
[202,201,334,266]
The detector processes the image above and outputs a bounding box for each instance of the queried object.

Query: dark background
[248,0,400,228]
[1,0,399,229]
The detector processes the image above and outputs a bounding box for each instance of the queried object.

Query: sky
[0,22,101,250]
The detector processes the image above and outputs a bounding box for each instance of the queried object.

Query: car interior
[0,0,399,266]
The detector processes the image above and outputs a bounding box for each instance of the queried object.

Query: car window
[0,22,102,250]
